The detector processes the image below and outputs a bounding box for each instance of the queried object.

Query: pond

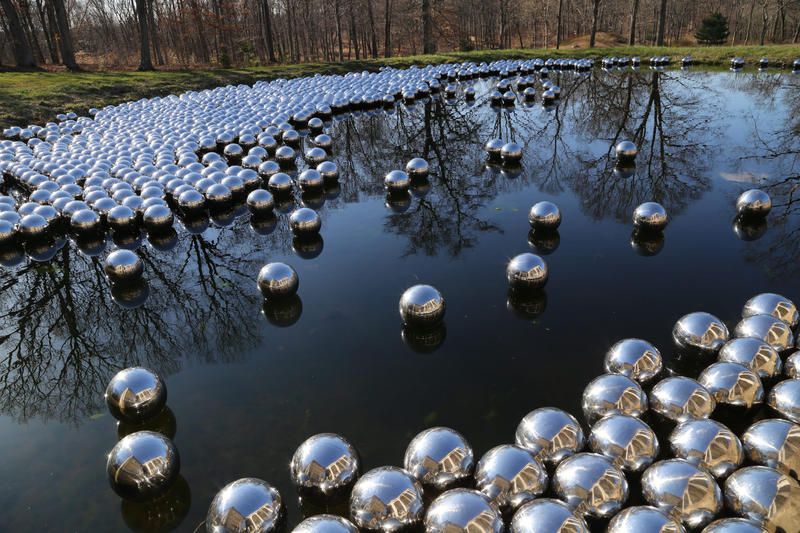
[0,67,799,531]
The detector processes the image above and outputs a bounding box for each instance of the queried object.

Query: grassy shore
[1,44,798,128]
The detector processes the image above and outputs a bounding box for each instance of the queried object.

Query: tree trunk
[262,0,276,62]
[135,0,154,70]
[37,0,59,63]
[589,0,600,48]
[383,0,391,57]
[555,0,563,48]
[366,0,378,58]
[759,0,768,45]
[656,0,667,46]
[51,0,78,69]
[422,0,434,54]
[0,0,36,67]
[628,0,639,45]
[334,0,343,61]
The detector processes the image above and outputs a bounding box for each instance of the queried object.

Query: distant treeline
[1,0,799,70]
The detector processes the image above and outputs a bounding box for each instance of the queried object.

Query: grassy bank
[1,44,798,128]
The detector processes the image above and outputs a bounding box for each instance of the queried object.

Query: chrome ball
[506,253,548,290]
[258,160,281,178]
[633,202,668,231]
[736,189,772,218]
[615,140,638,161]
[607,506,685,533]
[501,142,523,164]
[515,407,585,466]
[724,466,800,532]
[268,172,293,194]
[698,362,764,408]
[105,367,167,422]
[305,147,328,165]
[767,379,800,423]
[317,161,339,181]
[552,452,628,518]
[399,285,445,327]
[669,419,743,478]
[474,444,547,512]
[349,466,424,532]
[143,205,174,233]
[649,376,716,423]
[275,145,296,167]
[17,213,49,239]
[734,314,794,352]
[718,338,782,379]
[247,189,274,214]
[298,169,324,190]
[589,414,659,472]
[528,201,561,230]
[672,312,729,354]
[313,134,333,150]
[257,262,298,299]
[743,292,798,328]
[424,489,503,533]
[509,499,589,533]
[107,205,138,233]
[104,249,144,284]
[742,418,800,479]
[484,139,505,159]
[205,183,233,206]
[702,518,765,533]
[289,207,321,235]
[641,459,722,529]
[406,158,429,178]
[0,220,15,245]
[71,208,101,234]
[107,430,179,500]
[404,427,473,489]
[787,351,800,378]
[290,433,360,495]
[178,189,205,213]
[294,515,358,533]
[206,478,283,532]
[604,338,663,383]
[582,373,648,425]
[385,170,410,192]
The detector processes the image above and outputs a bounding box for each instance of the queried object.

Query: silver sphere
[294,515,358,533]
[633,202,669,231]
[206,183,233,206]
[106,430,179,500]
[742,418,800,479]
[736,189,772,218]
[178,189,205,213]
[317,161,339,181]
[607,506,685,533]
[105,367,167,422]
[268,172,293,194]
[305,147,328,165]
[474,444,548,512]
[767,379,800,423]
[143,204,174,233]
[724,466,800,532]
[424,489,503,533]
[787,351,800,378]
[289,207,321,235]
[290,433,360,495]
[298,169,324,190]
[615,140,638,161]
[515,407,585,466]
[649,376,716,422]
[528,201,561,230]
[399,284,445,327]
[403,426,474,489]
[385,170,410,192]
[349,466,424,532]
[582,373,648,425]
[313,134,333,150]
[701,518,765,533]
[500,142,523,164]
[71,208,101,234]
[734,314,794,352]
[485,139,505,158]
[257,262,299,299]
[641,459,722,529]
[589,414,659,472]
[406,158,429,178]
[509,499,589,533]
[107,205,138,232]
[552,452,628,518]
[698,362,764,408]
[0,219,15,244]
[275,145,296,167]
[206,478,284,533]
[718,338,782,379]
[669,419,743,478]
[104,249,144,284]
[17,213,49,239]
[506,253,548,290]
[247,189,275,214]
[604,338,663,383]
[672,312,729,354]
[743,292,798,328]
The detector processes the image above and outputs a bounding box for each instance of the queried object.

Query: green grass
[1,44,798,128]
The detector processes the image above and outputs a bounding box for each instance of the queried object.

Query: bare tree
[656,0,668,45]
[629,0,640,44]
[0,0,36,67]
[51,0,78,69]
[589,0,601,47]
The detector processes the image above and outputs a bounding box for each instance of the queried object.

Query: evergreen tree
[695,12,730,44]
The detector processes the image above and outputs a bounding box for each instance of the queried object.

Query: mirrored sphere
[607,506,685,533]
[293,515,359,533]
[673,312,729,354]
[474,444,548,512]
[405,158,429,178]
[424,489,502,533]
[552,452,628,518]
[787,351,800,378]
[298,169,324,190]
[633,202,668,231]
[736,189,772,218]
[385,170,410,192]
[698,362,764,408]
[719,338,781,379]
[107,430,179,500]
[734,314,794,352]
[515,407,585,466]
[290,433,360,495]
[289,207,322,235]
[743,293,799,328]
[528,201,561,230]
[507,253,548,290]
[104,249,144,284]
[257,262,299,298]
[604,338,663,383]
[247,189,275,214]
[616,140,638,161]
[669,419,743,478]
[701,518,766,533]
[767,379,800,423]
[143,204,174,233]
[581,373,648,425]
[500,142,523,163]
[485,138,505,158]
[105,367,167,422]
[589,414,659,472]
[206,478,284,533]
[641,459,722,529]
[349,466,424,532]
[742,418,800,479]
[399,284,445,327]
[509,498,589,533]
[268,172,293,194]
[404,427,474,489]
[724,466,800,532]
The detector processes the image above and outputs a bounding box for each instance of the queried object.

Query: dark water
[1,69,799,531]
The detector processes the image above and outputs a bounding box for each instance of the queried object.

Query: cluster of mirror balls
[103,291,800,532]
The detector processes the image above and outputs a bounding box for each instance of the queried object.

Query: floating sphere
[787,351,800,378]
[268,172,293,194]
[257,262,298,298]
[206,478,283,533]
[247,189,274,215]
[604,338,663,383]
[178,189,205,213]
[698,362,764,408]
[17,213,49,239]
[509,499,589,533]
[317,161,339,181]
[385,170,410,192]
[349,466,424,532]
[736,189,772,218]
[500,142,523,164]
[724,466,800,532]
[205,183,233,207]
[767,379,800,423]
[669,419,743,478]
[718,338,782,379]
[734,314,794,352]
[294,515,359,533]
[290,433,360,495]
[424,489,503,533]
[143,204,174,233]
[406,158,429,178]
[589,414,659,472]
[641,459,722,529]
[615,141,638,161]
[258,160,281,179]
[305,147,328,165]
[633,202,668,231]
[283,129,301,147]
[672,312,729,354]
[308,118,325,133]
[701,518,765,533]
[289,207,321,235]
[107,430,179,501]
[313,134,333,150]
[399,284,445,327]
[743,292,799,328]
[542,89,556,103]
[506,253,548,290]
[649,376,716,423]
[106,205,137,233]
[298,169,324,190]
[104,249,144,284]
[474,444,547,513]
[582,373,648,425]
[105,367,167,422]
[742,418,800,479]
[404,426,474,489]
[223,143,243,160]
[0,220,15,245]
[552,452,628,518]
[528,201,561,230]
[275,146,296,167]
[484,139,505,159]
[515,407,584,466]
[607,506,685,533]
[221,175,246,197]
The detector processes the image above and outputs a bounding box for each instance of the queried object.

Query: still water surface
[0,69,799,531]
